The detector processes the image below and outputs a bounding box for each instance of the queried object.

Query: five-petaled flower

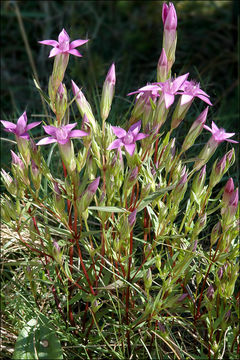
[36,123,88,145]
[39,28,88,58]
[204,122,238,144]
[180,80,212,106]
[158,73,189,108]
[107,120,148,157]
[1,111,41,139]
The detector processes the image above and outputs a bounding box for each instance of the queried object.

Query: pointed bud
[53,240,62,264]
[72,80,97,131]
[222,178,234,204]
[144,268,152,291]
[162,2,177,31]
[55,82,68,123]
[11,150,24,170]
[157,48,168,82]
[192,165,206,199]
[162,2,177,70]
[177,293,188,302]
[206,284,214,301]
[129,166,139,182]
[87,176,100,194]
[210,221,221,246]
[218,266,224,280]
[182,107,209,151]
[1,169,16,195]
[100,63,116,122]
[128,209,137,228]
[77,177,100,214]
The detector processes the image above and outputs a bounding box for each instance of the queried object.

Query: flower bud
[30,160,41,191]
[157,48,168,82]
[177,293,188,302]
[209,154,228,188]
[193,137,219,171]
[55,82,68,123]
[100,63,116,122]
[51,53,69,100]
[155,254,161,273]
[206,284,214,301]
[144,268,152,291]
[11,150,24,170]
[210,221,221,246]
[128,209,137,228]
[72,80,97,132]
[181,107,209,151]
[222,188,238,224]
[53,240,62,264]
[1,169,16,195]
[77,177,100,214]
[192,213,207,237]
[222,178,234,204]
[162,2,177,70]
[191,165,206,199]
[53,182,65,214]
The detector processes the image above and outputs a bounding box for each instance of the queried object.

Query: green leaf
[88,206,128,213]
[138,186,175,212]
[13,314,63,359]
[33,78,51,105]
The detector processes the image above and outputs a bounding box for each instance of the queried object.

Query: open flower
[159,73,189,108]
[128,84,161,102]
[39,28,88,58]
[1,111,41,139]
[107,121,148,157]
[36,123,88,145]
[180,80,212,106]
[204,122,238,144]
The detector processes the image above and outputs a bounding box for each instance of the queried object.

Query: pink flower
[204,121,238,144]
[39,28,88,58]
[180,80,212,106]
[159,73,189,108]
[36,123,88,145]
[1,111,41,139]
[107,120,148,157]
[128,84,161,104]
[162,2,177,31]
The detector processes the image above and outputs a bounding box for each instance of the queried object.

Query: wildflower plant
[1,2,239,359]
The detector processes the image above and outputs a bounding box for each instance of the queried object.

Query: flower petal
[69,130,88,138]
[203,124,213,133]
[180,94,193,106]
[70,39,88,49]
[63,123,77,131]
[0,120,17,130]
[16,112,27,135]
[49,47,62,58]
[68,49,82,57]
[124,144,136,156]
[111,126,126,138]
[211,121,219,133]
[26,121,41,131]
[43,125,58,136]
[164,93,175,108]
[36,137,57,145]
[38,40,59,47]
[130,120,141,135]
[172,73,189,93]
[58,29,70,43]
[197,95,213,106]
[107,139,123,150]
[135,133,148,141]
[226,139,238,144]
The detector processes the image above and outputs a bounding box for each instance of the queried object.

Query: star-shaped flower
[180,80,212,106]
[158,73,189,108]
[107,120,148,156]
[1,111,41,139]
[128,84,161,103]
[36,123,88,145]
[204,121,238,144]
[39,28,88,58]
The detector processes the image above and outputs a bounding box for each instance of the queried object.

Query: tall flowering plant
[1,3,239,359]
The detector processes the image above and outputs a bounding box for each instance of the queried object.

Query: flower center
[123,132,134,145]
[56,128,69,142]
[59,40,69,52]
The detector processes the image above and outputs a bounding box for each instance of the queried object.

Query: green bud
[100,63,116,122]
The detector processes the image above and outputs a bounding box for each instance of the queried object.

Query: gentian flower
[158,73,189,108]
[204,122,238,144]
[39,28,88,58]
[36,123,88,145]
[107,120,148,157]
[162,2,177,31]
[180,80,212,106]
[1,111,41,139]
[162,2,177,70]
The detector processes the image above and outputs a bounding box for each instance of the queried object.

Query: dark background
[1,0,239,176]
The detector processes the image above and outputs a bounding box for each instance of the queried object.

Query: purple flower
[162,2,177,31]
[128,209,137,228]
[36,123,88,146]
[39,28,88,58]
[107,120,148,156]
[11,150,24,169]
[1,111,41,139]
[87,177,100,194]
[128,84,161,102]
[180,80,212,106]
[206,284,214,301]
[159,73,189,108]
[204,121,238,144]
